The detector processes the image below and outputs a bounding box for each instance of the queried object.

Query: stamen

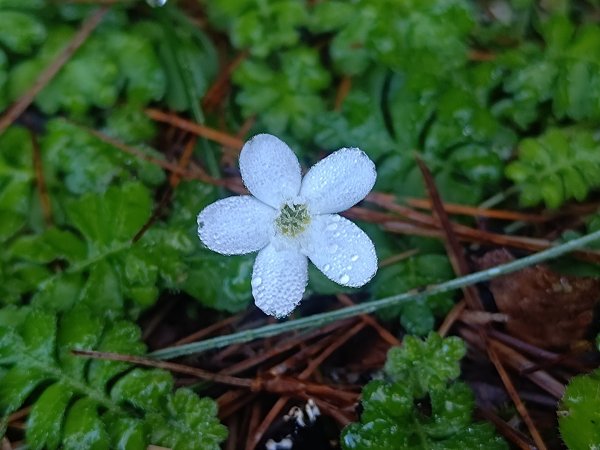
[275,203,310,237]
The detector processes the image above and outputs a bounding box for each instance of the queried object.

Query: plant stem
[150,229,600,360]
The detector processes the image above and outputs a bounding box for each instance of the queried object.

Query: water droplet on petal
[326,222,338,231]
[328,244,338,253]
[324,264,331,272]
[252,277,262,287]
[351,255,359,262]
[146,0,167,6]
[347,265,352,270]
[340,274,350,284]
[331,215,341,222]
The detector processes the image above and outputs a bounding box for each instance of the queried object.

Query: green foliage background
[0,0,599,448]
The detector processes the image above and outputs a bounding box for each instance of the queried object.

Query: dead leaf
[476,249,600,349]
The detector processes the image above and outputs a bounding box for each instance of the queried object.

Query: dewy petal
[197,196,275,255]
[300,147,376,214]
[303,214,377,288]
[251,244,308,318]
[239,134,302,208]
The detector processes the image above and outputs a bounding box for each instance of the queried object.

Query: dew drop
[146,0,167,6]
[347,265,352,270]
[324,264,331,272]
[252,277,262,288]
[331,215,341,222]
[328,244,338,253]
[326,222,338,231]
[350,254,359,262]
[339,274,350,284]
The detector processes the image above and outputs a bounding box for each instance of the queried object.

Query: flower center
[275,203,310,237]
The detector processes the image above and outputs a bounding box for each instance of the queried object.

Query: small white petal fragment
[197,196,275,255]
[300,147,376,214]
[240,134,302,208]
[252,244,308,318]
[304,214,377,287]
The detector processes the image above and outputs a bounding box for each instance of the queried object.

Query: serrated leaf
[506,128,600,208]
[373,255,455,335]
[102,414,147,450]
[26,382,74,450]
[66,182,152,249]
[57,306,104,378]
[0,365,46,414]
[559,368,600,450]
[62,398,110,450]
[87,321,146,390]
[147,389,228,450]
[21,308,56,362]
[342,334,505,450]
[0,11,46,54]
[111,368,173,412]
[233,47,330,139]
[0,306,227,449]
[384,333,466,396]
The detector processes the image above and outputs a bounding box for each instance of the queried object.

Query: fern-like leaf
[506,128,600,208]
[0,305,227,449]
[341,333,507,450]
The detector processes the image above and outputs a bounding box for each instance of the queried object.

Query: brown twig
[72,349,254,388]
[416,156,483,310]
[378,248,420,268]
[478,408,535,450]
[406,197,548,223]
[146,108,244,149]
[438,299,466,337]
[334,76,352,111]
[336,294,401,346]
[0,6,110,135]
[30,132,52,226]
[203,51,248,111]
[487,342,548,450]
[174,314,240,346]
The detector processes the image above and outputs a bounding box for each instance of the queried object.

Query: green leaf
[558,368,600,450]
[0,364,46,414]
[0,126,34,242]
[41,119,165,196]
[372,255,455,335]
[27,382,74,450]
[62,398,110,450]
[87,321,146,390]
[0,11,46,54]
[506,128,600,208]
[0,306,227,449]
[183,251,253,313]
[66,182,152,248]
[147,389,228,450]
[233,47,330,140]
[342,334,505,450]
[104,30,166,104]
[206,0,307,57]
[111,368,173,412]
[57,305,104,378]
[384,333,466,397]
[102,414,147,450]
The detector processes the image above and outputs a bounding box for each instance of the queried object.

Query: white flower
[197,134,378,318]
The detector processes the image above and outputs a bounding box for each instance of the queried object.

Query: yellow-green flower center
[275,203,310,237]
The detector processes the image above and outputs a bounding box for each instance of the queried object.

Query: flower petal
[303,214,377,287]
[197,196,275,255]
[240,134,302,208]
[300,148,376,214]
[252,244,308,318]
